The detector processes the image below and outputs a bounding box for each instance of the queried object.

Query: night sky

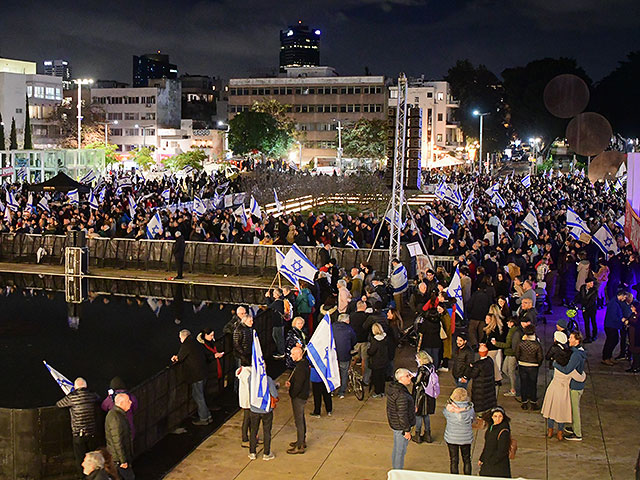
[2,0,638,83]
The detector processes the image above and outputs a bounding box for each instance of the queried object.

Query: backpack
[498,428,518,459]
[424,365,440,398]
[306,289,316,309]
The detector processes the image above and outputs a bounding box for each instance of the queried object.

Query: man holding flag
[286,346,310,454]
[307,314,341,418]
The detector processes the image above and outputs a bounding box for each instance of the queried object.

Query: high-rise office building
[43,59,72,82]
[279,22,321,73]
[132,53,178,87]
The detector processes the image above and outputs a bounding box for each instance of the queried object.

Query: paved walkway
[164,307,640,479]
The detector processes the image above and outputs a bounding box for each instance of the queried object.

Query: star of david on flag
[275,247,299,288]
[593,224,619,255]
[250,330,271,411]
[446,266,464,320]
[146,212,163,239]
[429,212,451,239]
[280,244,318,285]
[306,314,341,392]
[43,361,74,395]
[521,174,531,188]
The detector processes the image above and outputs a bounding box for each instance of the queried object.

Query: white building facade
[389,79,463,168]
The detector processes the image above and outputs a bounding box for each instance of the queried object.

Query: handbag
[498,428,517,459]
[439,322,447,340]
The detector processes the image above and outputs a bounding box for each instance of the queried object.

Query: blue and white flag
[127,194,137,218]
[522,211,540,236]
[579,168,585,178]
[275,247,299,288]
[484,182,500,197]
[616,162,627,178]
[491,192,507,208]
[193,196,207,217]
[461,201,475,223]
[429,212,451,239]
[5,191,18,212]
[67,189,79,206]
[603,180,610,193]
[569,227,584,240]
[273,189,283,215]
[234,205,248,227]
[435,181,463,207]
[566,207,589,234]
[250,330,271,411]
[98,187,106,204]
[521,174,531,188]
[282,244,318,285]
[465,188,475,207]
[161,188,171,203]
[346,238,359,249]
[37,196,51,214]
[27,192,35,212]
[80,169,96,184]
[250,195,261,218]
[513,200,524,213]
[615,176,626,191]
[384,208,403,229]
[615,215,625,230]
[446,266,464,319]
[306,314,341,392]
[147,298,163,317]
[43,360,74,395]
[146,212,163,239]
[390,263,408,295]
[593,224,619,255]
[4,205,11,224]
[87,190,99,210]
[17,166,28,182]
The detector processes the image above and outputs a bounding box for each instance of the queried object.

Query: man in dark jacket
[515,325,544,410]
[287,346,310,454]
[578,278,598,343]
[451,336,474,389]
[105,393,134,480]
[81,451,110,480]
[386,368,416,470]
[555,331,587,441]
[171,329,211,425]
[56,377,100,472]
[602,291,628,365]
[233,312,254,367]
[334,314,356,397]
[172,231,185,279]
[467,285,491,350]
[266,288,286,359]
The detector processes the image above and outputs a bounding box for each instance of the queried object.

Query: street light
[134,123,153,148]
[217,120,230,153]
[73,78,93,149]
[473,110,490,174]
[104,120,118,145]
[332,118,343,173]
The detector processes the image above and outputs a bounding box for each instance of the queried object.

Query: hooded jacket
[443,400,476,445]
[367,332,389,369]
[554,345,587,390]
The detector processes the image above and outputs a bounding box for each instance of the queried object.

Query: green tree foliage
[164,149,207,171]
[445,60,509,153]
[501,58,591,144]
[23,95,33,149]
[0,113,5,150]
[229,110,293,159]
[51,100,105,148]
[592,51,640,138]
[85,141,119,166]
[129,147,155,170]
[251,99,296,138]
[9,118,18,149]
[341,119,387,160]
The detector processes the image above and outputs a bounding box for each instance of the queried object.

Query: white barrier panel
[388,470,532,480]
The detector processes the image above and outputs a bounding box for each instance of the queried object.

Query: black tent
[27,172,90,193]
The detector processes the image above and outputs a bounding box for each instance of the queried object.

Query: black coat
[470,357,496,413]
[176,335,208,383]
[386,381,416,433]
[232,323,253,366]
[289,357,310,400]
[367,334,389,369]
[418,313,442,349]
[105,406,133,464]
[412,364,436,416]
[452,344,474,381]
[56,388,100,436]
[173,235,185,259]
[467,289,491,321]
[479,422,512,478]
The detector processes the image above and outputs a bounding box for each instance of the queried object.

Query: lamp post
[104,120,118,145]
[74,79,93,149]
[336,120,343,173]
[473,110,490,175]
[134,123,153,149]
[528,137,541,175]
[217,120,230,154]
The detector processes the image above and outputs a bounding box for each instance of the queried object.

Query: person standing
[578,278,598,343]
[56,377,100,473]
[470,345,497,416]
[493,317,519,397]
[247,373,278,461]
[333,313,356,398]
[451,335,473,389]
[171,329,212,425]
[478,407,512,478]
[386,368,416,470]
[467,282,491,350]
[105,393,135,480]
[101,377,139,440]
[81,451,110,480]
[390,258,408,316]
[554,331,587,441]
[266,288,286,359]
[287,346,310,454]
[443,387,475,475]
[515,324,544,410]
[285,316,307,371]
[411,351,437,444]
[602,291,628,365]
[172,230,185,279]
[368,322,389,398]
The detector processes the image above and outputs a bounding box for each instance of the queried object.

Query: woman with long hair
[479,407,512,478]
[482,309,505,384]
[367,322,389,397]
[411,351,437,444]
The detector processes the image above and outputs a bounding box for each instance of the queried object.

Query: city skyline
[1,0,639,83]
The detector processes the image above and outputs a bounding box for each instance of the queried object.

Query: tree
[130,147,155,170]
[251,99,297,138]
[445,59,509,153]
[164,149,207,171]
[592,51,640,138]
[51,100,105,148]
[85,141,119,166]
[501,58,591,144]
[23,95,32,149]
[341,119,387,160]
[0,113,5,150]
[9,118,17,149]
[228,110,294,159]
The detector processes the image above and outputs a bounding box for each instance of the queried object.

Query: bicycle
[348,360,365,401]
[565,305,580,333]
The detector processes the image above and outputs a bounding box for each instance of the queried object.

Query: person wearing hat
[478,406,512,477]
[101,377,138,440]
[556,318,569,338]
[469,344,497,415]
[443,387,475,475]
[577,277,598,343]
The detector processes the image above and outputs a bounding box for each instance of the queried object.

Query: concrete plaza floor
[164,306,640,480]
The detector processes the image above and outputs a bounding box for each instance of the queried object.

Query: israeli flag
[6,191,18,212]
[429,212,451,239]
[306,314,341,392]
[446,266,464,319]
[513,200,523,213]
[484,182,500,197]
[43,360,74,395]
[193,196,207,217]
[118,177,132,190]
[346,238,359,249]
[161,188,171,203]
[522,211,540,236]
[37,196,51,214]
[273,188,283,215]
[521,174,531,188]
[569,226,584,240]
[593,224,619,255]
[384,208,403,229]
[4,206,11,224]
[465,188,475,207]
[616,162,627,178]
[80,169,96,184]
[491,192,507,208]
[275,247,299,288]
[127,194,137,218]
[390,263,408,295]
[579,168,585,178]
[17,166,28,182]
[604,180,610,193]
[497,221,507,240]
[216,181,230,196]
[250,330,271,411]
[435,181,463,207]
[234,205,248,227]
[98,187,106,203]
[146,212,163,239]
[147,298,163,317]
[567,207,589,234]
[88,189,99,210]
[27,192,35,213]
[461,201,475,223]
[67,189,79,206]
[282,244,318,285]
[615,215,625,230]
[615,176,625,191]
[250,195,261,218]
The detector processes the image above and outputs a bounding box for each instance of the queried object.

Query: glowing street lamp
[74,78,93,149]
[473,110,490,174]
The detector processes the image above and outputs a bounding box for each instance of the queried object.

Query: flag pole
[366,196,393,263]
